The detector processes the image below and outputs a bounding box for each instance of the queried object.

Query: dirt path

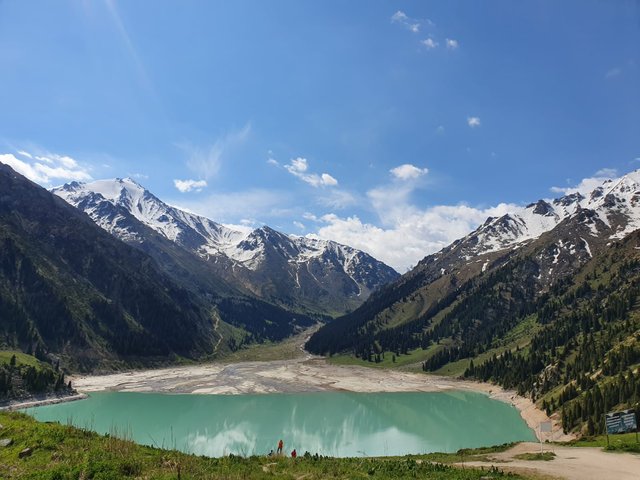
[212,310,223,356]
[463,442,640,480]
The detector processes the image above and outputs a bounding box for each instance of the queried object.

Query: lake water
[26,390,536,457]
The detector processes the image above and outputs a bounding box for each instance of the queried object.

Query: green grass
[326,316,540,377]
[433,317,540,377]
[222,326,319,362]
[513,452,556,461]
[328,343,444,370]
[0,351,42,368]
[566,432,640,452]
[0,412,536,480]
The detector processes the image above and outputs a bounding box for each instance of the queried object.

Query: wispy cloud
[392,10,458,53]
[174,178,207,193]
[104,0,154,94]
[605,67,622,79]
[0,150,92,186]
[390,164,429,180]
[467,116,481,128]
[282,157,339,188]
[169,188,293,224]
[128,172,149,180]
[179,124,251,180]
[390,10,425,33]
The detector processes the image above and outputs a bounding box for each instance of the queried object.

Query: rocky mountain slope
[53,179,399,316]
[0,165,317,371]
[307,169,640,355]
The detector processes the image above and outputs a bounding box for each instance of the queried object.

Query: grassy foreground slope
[0,412,531,480]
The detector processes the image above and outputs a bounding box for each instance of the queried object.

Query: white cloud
[0,153,47,183]
[390,164,429,180]
[320,173,338,186]
[174,178,208,193]
[445,38,459,49]
[316,201,517,272]
[0,151,92,185]
[267,158,279,166]
[467,116,481,128]
[421,38,438,49]
[284,157,339,187]
[550,168,618,196]
[180,123,251,180]
[293,221,305,230]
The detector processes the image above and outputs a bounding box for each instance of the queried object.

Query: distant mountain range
[53,178,399,316]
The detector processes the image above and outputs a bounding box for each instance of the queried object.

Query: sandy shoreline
[0,393,88,411]
[64,354,571,442]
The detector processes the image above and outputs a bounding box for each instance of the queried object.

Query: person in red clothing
[277,439,283,454]
[291,449,297,458]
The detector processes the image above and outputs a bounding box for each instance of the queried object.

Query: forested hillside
[0,165,317,373]
[307,173,640,434]
[0,351,72,402]
[463,232,640,434]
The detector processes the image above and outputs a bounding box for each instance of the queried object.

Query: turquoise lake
[25,391,536,457]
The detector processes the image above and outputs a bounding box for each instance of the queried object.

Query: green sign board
[605,409,638,435]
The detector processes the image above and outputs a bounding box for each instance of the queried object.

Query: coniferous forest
[308,229,640,435]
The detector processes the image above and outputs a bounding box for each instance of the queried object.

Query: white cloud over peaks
[445,38,459,49]
[316,202,517,272]
[181,123,251,180]
[284,157,339,187]
[174,179,208,193]
[467,116,481,128]
[0,151,92,186]
[390,164,429,180]
[550,168,618,196]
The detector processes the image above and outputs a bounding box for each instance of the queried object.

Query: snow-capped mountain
[380,168,640,324]
[307,169,640,355]
[52,178,399,315]
[450,171,640,261]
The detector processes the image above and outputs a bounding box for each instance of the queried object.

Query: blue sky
[1,1,639,271]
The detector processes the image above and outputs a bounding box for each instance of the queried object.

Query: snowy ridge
[456,169,640,258]
[52,179,398,296]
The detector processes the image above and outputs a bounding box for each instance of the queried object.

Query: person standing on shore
[277,439,283,455]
